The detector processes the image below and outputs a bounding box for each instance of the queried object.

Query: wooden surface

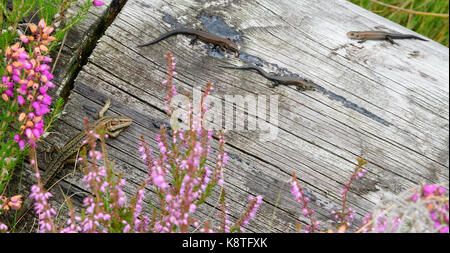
[14,0,449,232]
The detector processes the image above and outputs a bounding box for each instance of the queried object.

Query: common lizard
[346,31,428,44]
[219,65,317,90]
[137,28,240,57]
[16,99,132,224]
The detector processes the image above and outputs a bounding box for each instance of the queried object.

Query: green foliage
[44,97,64,132]
[349,0,449,47]
[0,0,36,49]
[0,97,21,192]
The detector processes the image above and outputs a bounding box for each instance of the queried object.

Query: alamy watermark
[170,86,279,141]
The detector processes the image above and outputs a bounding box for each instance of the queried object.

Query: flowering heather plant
[137,51,263,232]
[331,157,368,229]
[0,0,106,206]
[290,158,449,233]
[20,118,141,233]
[0,18,58,192]
[289,158,367,233]
[2,19,56,150]
[357,183,449,233]
[290,174,319,233]
[10,51,262,233]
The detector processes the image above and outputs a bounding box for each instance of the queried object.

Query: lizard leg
[98,99,111,118]
[107,128,124,138]
[386,35,397,45]
[295,86,304,91]
[44,144,61,162]
[211,44,224,53]
[357,39,366,44]
[64,158,77,165]
[269,82,279,88]
[189,36,198,45]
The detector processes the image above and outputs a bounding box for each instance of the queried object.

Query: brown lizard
[346,31,428,44]
[15,99,132,224]
[219,65,317,90]
[137,28,240,57]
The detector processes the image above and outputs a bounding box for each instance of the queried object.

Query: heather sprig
[289,157,368,233]
[27,147,57,233]
[290,173,319,233]
[231,195,263,232]
[331,157,368,229]
[217,189,231,233]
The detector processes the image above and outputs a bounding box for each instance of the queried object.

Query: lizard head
[100,116,133,137]
[346,31,361,39]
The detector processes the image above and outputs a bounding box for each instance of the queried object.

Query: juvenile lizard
[346,31,428,44]
[219,65,317,90]
[137,28,240,57]
[16,99,132,224]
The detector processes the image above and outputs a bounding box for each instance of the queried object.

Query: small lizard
[16,99,132,224]
[219,65,317,90]
[137,28,240,57]
[346,31,428,44]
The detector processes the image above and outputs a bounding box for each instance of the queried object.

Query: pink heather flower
[12,75,20,83]
[0,223,8,232]
[411,192,419,202]
[93,0,104,6]
[423,184,438,197]
[20,35,29,44]
[17,95,25,105]
[18,140,25,150]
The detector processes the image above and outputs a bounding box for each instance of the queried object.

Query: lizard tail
[392,34,428,41]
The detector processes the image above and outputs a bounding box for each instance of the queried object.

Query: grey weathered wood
[14,0,449,232]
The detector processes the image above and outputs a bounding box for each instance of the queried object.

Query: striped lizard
[16,99,132,224]
[346,31,428,44]
[218,65,317,90]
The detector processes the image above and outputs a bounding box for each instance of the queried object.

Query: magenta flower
[93,0,104,6]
